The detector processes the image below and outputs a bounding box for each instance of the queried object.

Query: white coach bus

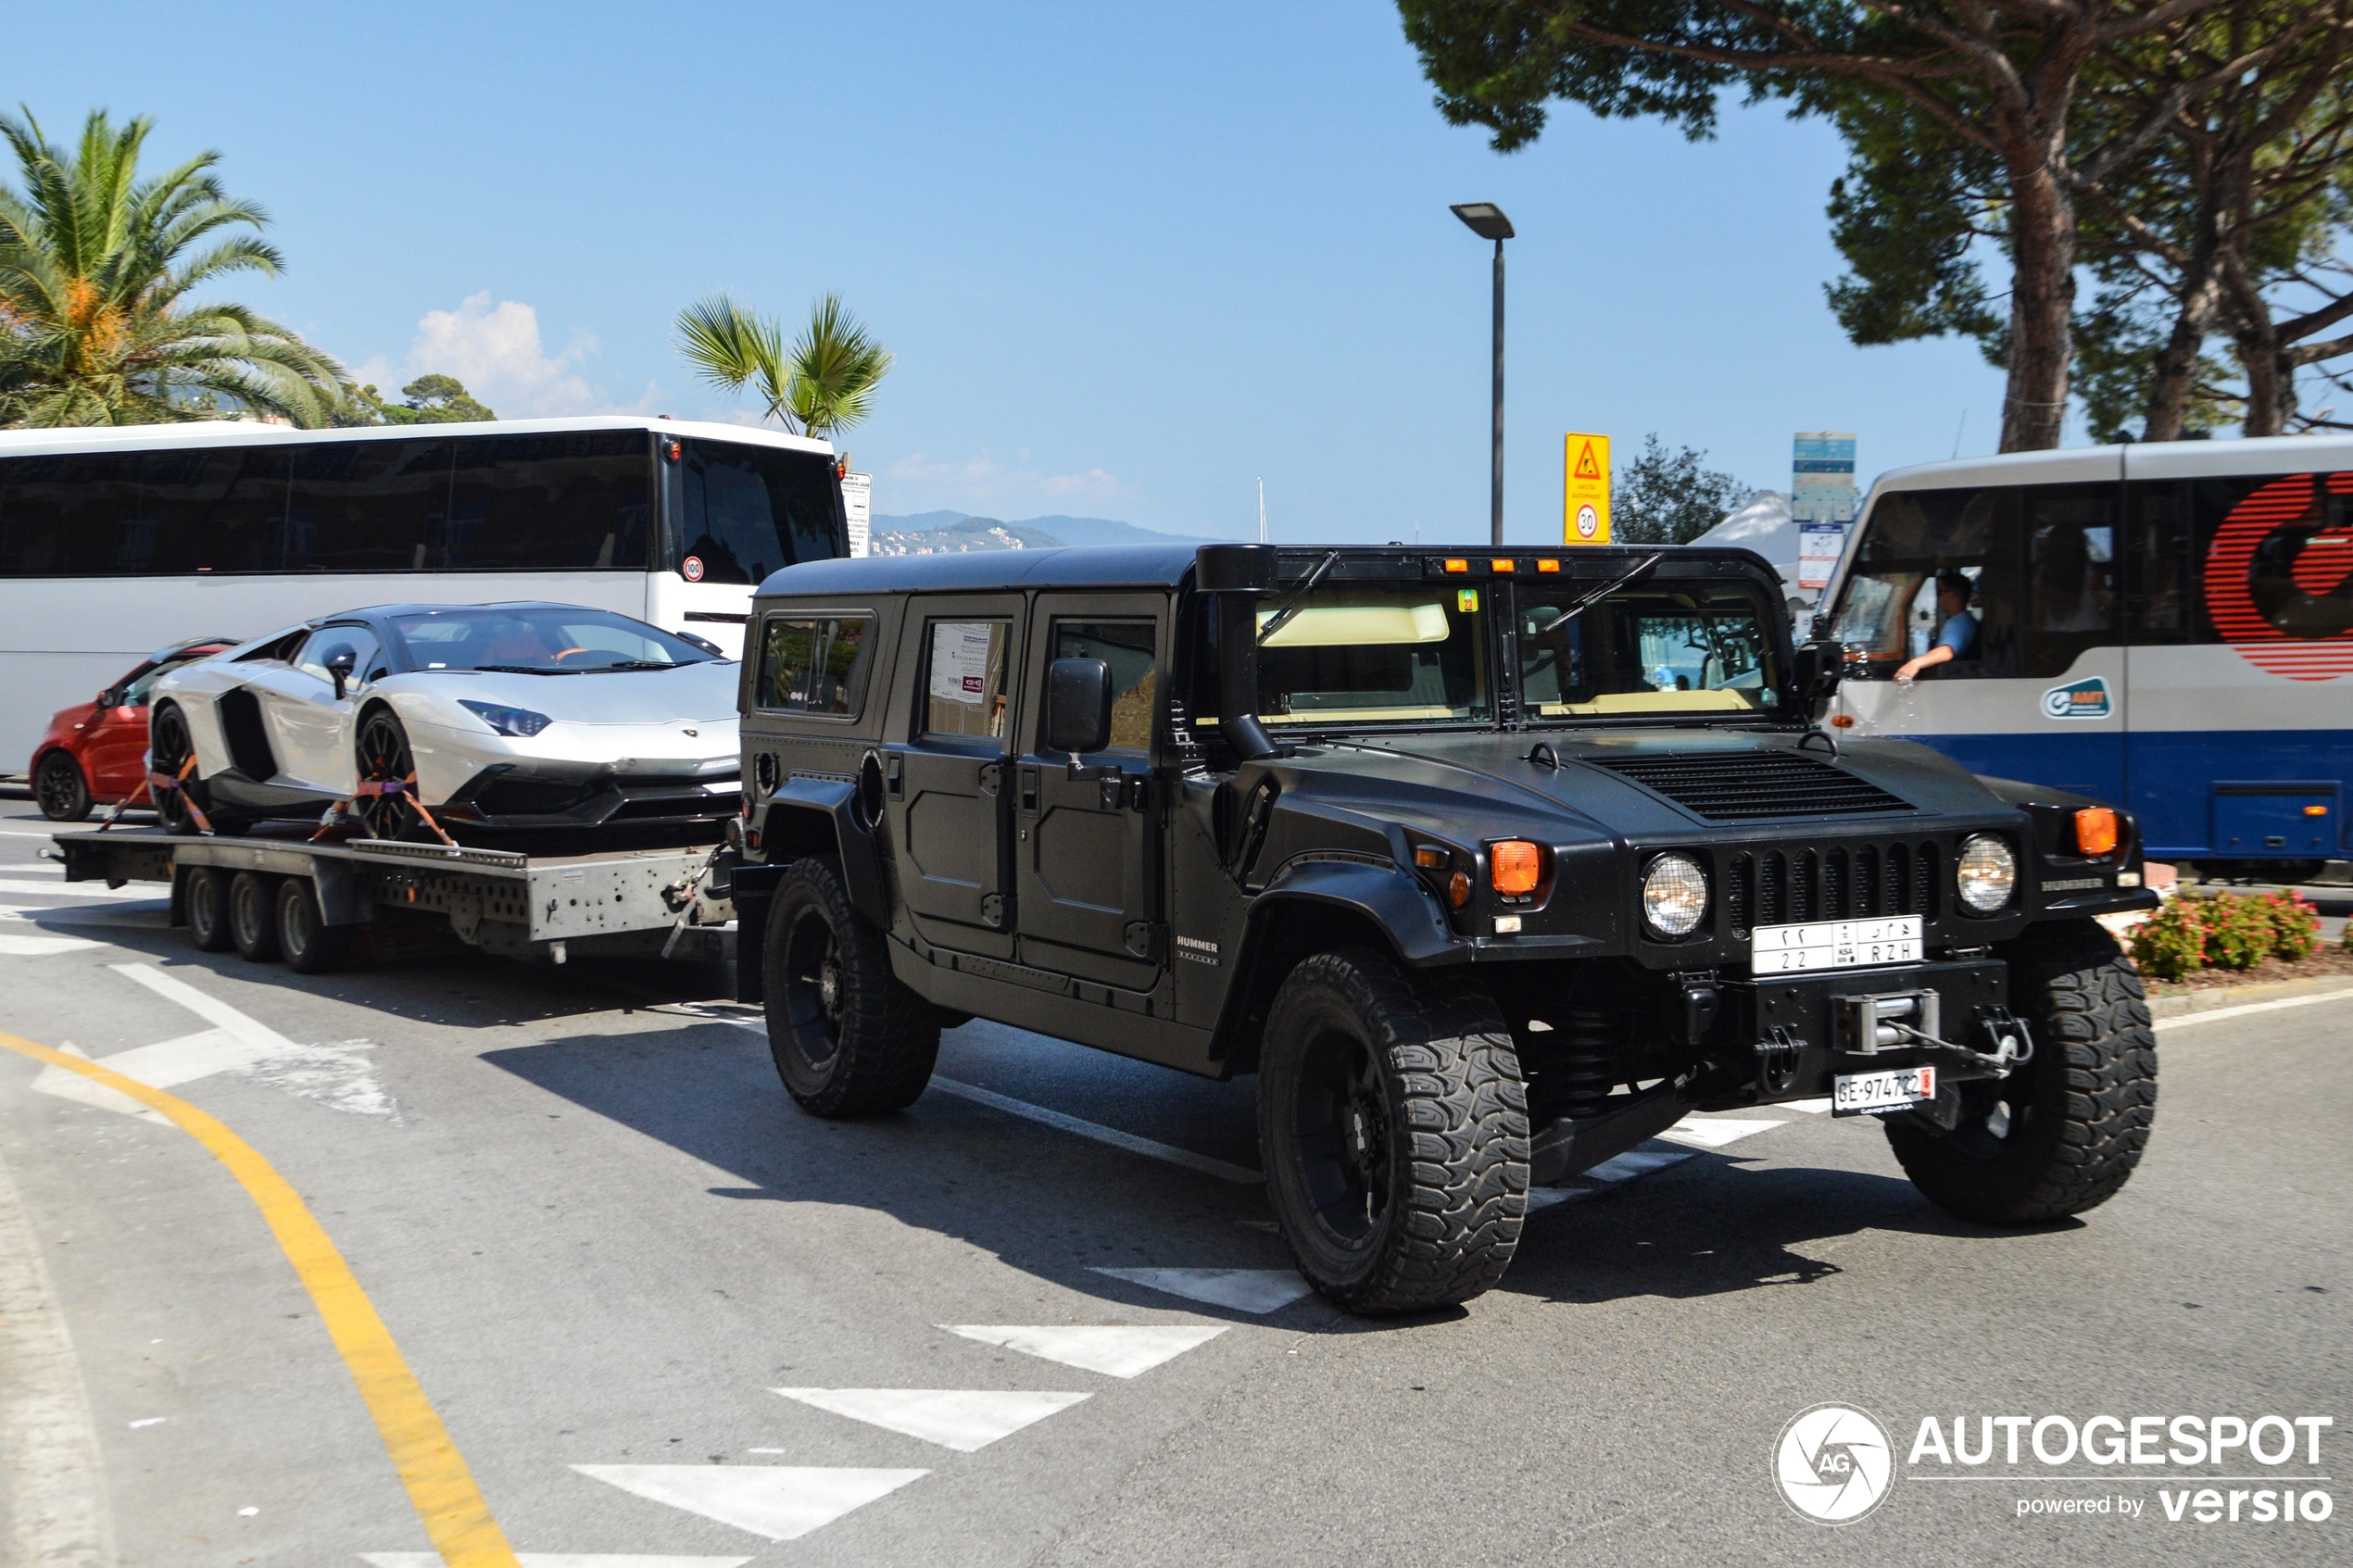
[0,416,848,765]
[1820,435,2353,877]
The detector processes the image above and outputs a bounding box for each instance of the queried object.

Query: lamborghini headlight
[459,700,554,738]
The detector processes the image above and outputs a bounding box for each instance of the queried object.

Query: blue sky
[14,2,2012,542]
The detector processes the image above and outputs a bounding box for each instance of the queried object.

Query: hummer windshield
[1252,583,1491,725]
[1517,582,1782,720]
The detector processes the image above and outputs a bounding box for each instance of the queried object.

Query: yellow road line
[0,1029,520,1568]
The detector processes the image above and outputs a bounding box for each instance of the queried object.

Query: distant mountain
[868,510,1225,556]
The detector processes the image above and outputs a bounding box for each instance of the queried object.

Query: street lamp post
[1451,202,1514,548]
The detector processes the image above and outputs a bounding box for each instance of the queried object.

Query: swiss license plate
[1751,915,1923,975]
[1833,1064,1936,1117]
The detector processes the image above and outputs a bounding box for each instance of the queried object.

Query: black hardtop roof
[755,543,1785,599]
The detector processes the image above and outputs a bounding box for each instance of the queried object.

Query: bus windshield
[1518,583,1781,719]
[1252,584,1491,725]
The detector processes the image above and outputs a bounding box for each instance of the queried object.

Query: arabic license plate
[1751,915,1922,975]
[1833,1064,1936,1117]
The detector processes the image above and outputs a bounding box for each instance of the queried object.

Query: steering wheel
[550,646,592,662]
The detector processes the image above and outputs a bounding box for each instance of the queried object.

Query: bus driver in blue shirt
[1895,570,1979,684]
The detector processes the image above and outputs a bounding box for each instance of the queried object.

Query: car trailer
[51,827,737,973]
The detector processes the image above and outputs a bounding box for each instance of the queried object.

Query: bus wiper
[1530,553,1666,636]
[1256,550,1343,645]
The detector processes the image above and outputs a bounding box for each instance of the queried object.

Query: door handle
[886,752,903,797]
[1019,765,1039,813]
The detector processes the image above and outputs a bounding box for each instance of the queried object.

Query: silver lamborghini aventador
[147,602,740,839]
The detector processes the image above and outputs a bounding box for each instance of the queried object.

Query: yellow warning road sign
[1564,433,1610,544]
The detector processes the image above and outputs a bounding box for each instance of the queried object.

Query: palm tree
[674,292,891,441]
[0,108,348,427]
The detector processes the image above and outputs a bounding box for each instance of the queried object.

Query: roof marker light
[1444,558,1469,573]
[1537,558,1560,572]
[1491,558,1516,573]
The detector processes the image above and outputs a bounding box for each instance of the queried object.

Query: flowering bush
[2127,887,2324,979]
[2126,896,2208,981]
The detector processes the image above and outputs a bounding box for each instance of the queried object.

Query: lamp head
[1451,202,1515,241]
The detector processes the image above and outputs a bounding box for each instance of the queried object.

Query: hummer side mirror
[1793,641,1843,719]
[324,647,358,701]
[1045,658,1114,758]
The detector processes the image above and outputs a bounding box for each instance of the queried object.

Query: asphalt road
[0,794,2345,1568]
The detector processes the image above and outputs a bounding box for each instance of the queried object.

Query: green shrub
[2128,896,2208,981]
[2259,890,2321,960]
[2200,893,2270,970]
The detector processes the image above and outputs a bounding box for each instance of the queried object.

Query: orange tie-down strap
[316,774,455,847]
[0,1030,522,1566]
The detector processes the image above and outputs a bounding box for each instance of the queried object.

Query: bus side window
[2018,484,2120,675]
[2126,481,2192,641]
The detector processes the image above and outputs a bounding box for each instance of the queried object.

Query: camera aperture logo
[1777,1403,1896,1524]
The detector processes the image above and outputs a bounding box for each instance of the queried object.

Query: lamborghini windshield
[386,606,718,673]
[1250,583,1491,725]
[1518,583,1782,720]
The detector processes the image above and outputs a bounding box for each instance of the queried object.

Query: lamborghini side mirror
[325,647,358,701]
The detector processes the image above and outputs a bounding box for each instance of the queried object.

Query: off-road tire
[34,751,91,822]
[229,872,281,962]
[1886,920,2156,1223]
[184,866,234,952]
[1258,948,1528,1314]
[762,855,940,1117]
[275,877,349,974]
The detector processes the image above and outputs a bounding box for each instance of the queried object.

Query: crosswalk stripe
[940,1324,1226,1379]
[363,1556,751,1567]
[0,879,159,900]
[1657,1117,1787,1149]
[1089,1267,1311,1315]
[771,1387,1089,1451]
[572,1465,925,1542]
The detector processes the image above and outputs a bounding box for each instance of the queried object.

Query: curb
[2144,971,2353,1021]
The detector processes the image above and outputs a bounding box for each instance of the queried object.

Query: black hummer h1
[726,542,2159,1314]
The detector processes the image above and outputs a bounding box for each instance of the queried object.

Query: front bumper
[1721,958,2017,1106]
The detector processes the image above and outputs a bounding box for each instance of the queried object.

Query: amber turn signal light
[2074,806,2119,857]
[1415,847,1448,870]
[1447,871,1472,907]
[1491,840,1542,896]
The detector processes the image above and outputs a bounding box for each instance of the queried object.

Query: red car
[31,637,238,822]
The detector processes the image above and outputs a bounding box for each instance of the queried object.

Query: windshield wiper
[583,659,704,671]
[459,664,582,676]
[1530,552,1666,636]
[1255,550,1343,645]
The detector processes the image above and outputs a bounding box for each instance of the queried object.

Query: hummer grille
[1724,841,1940,936]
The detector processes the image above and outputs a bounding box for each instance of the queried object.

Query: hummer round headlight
[1957,834,2017,913]
[1642,854,1708,937]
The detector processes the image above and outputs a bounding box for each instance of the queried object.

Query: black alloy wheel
[1259,949,1529,1314]
[761,855,940,1116]
[353,709,423,841]
[34,751,91,822]
[183,866,234,952]
[228,872,281,962]
[274,877,349,974]
[149,704,200,834]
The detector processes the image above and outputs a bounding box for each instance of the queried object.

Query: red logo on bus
[681,555,705,583]
[2202,472,2353,681]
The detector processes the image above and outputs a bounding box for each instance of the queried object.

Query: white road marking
[1090,1267,1312,1314]
[1780,1098,1835,1113]
[0,880,158,901]
[28,967,395,1122]
[364,1556,752,1567]
[1657,1117,1787,1149]
[0,1142,120,1568]
[1582,1147,1696,1183]
[0,903,168,928]
[653,1002,1266,1185]
[0,932,100,958]
[2155,987,2353,1031]
[927,1078,1264,1185]
[29,1043,170,1125]
[772,1387,1090,1452]
[941,1324,1227,1379]
[572,1465,926,1542]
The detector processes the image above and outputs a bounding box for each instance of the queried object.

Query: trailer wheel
[1258,948,1529,1314]
[229,872,281,962]
[275,878,349,974]
[1886,920,2156,1223]
[184,866,234,952]
[762,854,939,1117]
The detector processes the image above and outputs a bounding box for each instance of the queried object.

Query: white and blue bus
[1822,436,2353,876]
[0,416,848,766]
